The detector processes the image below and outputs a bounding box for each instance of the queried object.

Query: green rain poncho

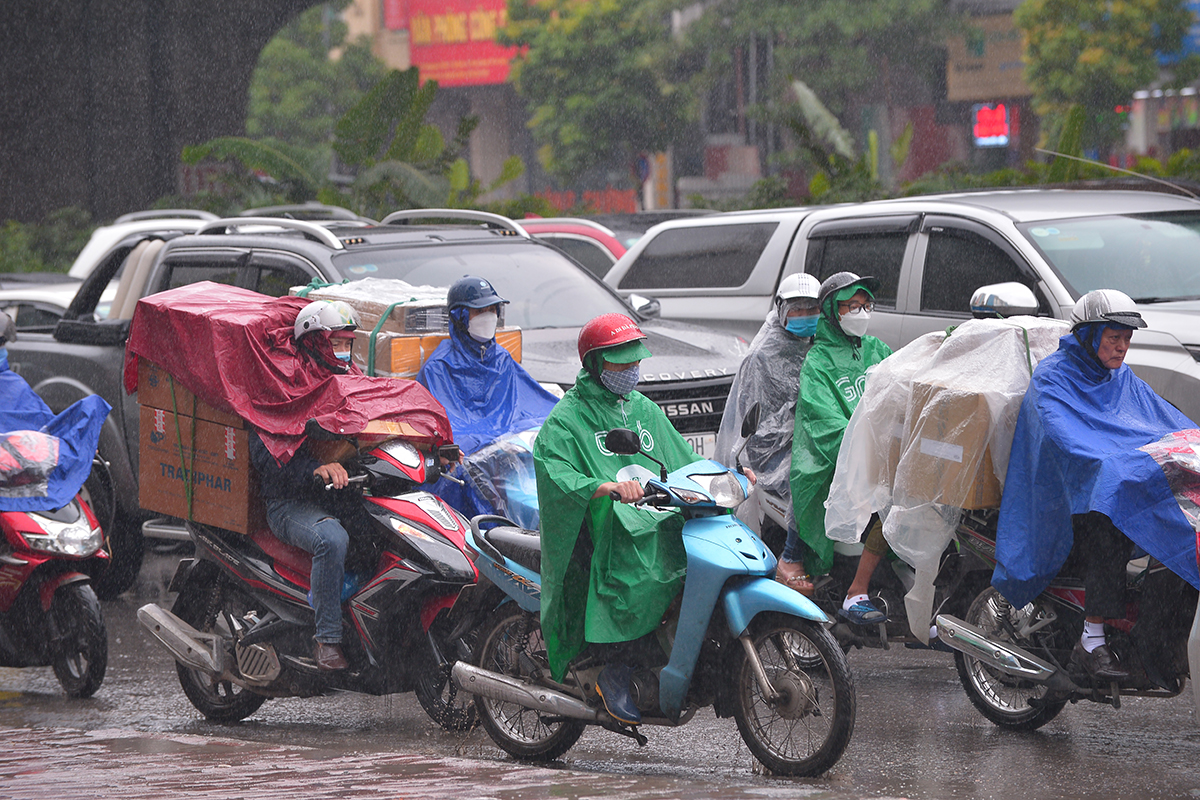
[789,310,891,576]
[534,368,702,681]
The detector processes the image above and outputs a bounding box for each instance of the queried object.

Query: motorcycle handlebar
[314,473,369,491]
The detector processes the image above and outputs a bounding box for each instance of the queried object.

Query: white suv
[605,190,1200,423]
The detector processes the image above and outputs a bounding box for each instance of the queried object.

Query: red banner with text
[383,0,518,87]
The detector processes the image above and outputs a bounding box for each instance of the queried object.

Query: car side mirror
[627,293,661,319]
[605,428,642,455]
[970,282,1039,318]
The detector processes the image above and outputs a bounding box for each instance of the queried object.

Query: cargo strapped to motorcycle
[168,374,199,523]
[290,277,410,377]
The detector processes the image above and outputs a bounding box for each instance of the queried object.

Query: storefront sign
[383,0,518,87]
[946,15,1029,102]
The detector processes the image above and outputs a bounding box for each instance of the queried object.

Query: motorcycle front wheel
[49,582,107,698]
[472,604,585,761]
[731,613,855,777]
[413,629,477,733]
[171,567,268,722]
[954,586,1067,730]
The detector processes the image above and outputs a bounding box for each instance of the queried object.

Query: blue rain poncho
[0,349,110,511]
[993,326,1200,607]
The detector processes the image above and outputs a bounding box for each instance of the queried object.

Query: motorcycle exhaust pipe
[137,603,223,676]
[451,662,599,722]
[934,613,1058,682]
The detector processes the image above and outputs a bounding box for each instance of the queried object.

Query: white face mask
[839,308,871,338]
[467,310,498,342]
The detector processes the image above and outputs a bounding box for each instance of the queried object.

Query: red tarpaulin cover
[124,282,452,463]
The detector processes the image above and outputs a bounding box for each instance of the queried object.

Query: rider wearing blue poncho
[994,289,1200,681]
[417,276,559,517]
[0,314,110,512]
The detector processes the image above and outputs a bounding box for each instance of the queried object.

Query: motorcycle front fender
[722,575,830,637]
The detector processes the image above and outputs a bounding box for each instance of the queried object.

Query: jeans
[265,498,350,644]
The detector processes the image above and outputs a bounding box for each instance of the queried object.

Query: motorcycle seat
[249,527,313,586]
[483,525,542,574]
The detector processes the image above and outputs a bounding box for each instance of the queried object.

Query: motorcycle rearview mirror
[970,282,1039,318]
[731,402,761,471]
[605,428,668,481]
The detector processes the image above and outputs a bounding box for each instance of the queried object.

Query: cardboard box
[292,285,449,334]
[353,327,522,378]
[896,380,1003,510]
[138,359,244,429]
[138,405,264,534]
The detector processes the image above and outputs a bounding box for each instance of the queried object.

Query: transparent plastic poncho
[0,430,61,499]
[463,427,542,530]
[825,316,1069,639]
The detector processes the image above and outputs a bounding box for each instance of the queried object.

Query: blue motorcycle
[450,427,856,777]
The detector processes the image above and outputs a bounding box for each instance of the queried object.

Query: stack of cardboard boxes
[137,359,264,534]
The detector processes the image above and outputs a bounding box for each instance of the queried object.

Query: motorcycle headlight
[688,471,747,509]
[23,518,103,558]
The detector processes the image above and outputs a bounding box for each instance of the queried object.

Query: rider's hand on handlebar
[594,480,645,504]
[744,467,757,485]
[314,462,349,490]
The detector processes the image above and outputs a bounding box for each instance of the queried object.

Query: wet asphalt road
[2,553,1199,800]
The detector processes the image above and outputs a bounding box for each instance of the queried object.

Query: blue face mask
[335,351,353,364]
[600,364,641,397]
[785,315,819,338]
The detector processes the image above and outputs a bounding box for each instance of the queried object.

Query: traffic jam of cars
[2,192,1199,782]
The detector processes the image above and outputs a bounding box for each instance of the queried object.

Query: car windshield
[330,241,632,328]
[1017,211,1200,302]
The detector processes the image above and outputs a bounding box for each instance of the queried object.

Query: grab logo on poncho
[594,423,655,456]
[834,374,868,403]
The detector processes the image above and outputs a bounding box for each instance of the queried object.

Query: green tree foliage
[502,0,688,182]
[246,2,388,170]
[0,206,94,274]
[1015,0,1198,151]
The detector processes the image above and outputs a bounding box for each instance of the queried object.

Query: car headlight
[23,518,104,557]
[688,471,747,508]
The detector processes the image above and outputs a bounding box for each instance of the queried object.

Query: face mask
[335,350,353,364]
[839,309,872,338]
[785,315,819,338]
[600,364,641,396]
[468,310,498,342]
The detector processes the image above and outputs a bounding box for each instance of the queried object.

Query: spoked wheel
[472,605,585,761]
[49,582,108,698]
[732,613,855,777]
[954,587,1066,730]
[414,631,478,732]
[171,568,268,722]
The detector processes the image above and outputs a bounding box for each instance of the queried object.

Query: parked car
[606,189,1200,424]
[66,210,219,280]
[6,210,746,596]
[523,211,717,279]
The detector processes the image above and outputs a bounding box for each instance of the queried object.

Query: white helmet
[1070,289,1145,331]
[293,300,359,341]
[775,272,820,326]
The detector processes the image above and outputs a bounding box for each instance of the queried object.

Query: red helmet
[577,313,647,363]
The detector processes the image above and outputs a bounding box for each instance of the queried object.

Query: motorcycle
[0,433,109,698]
[137,434,482,730]
[935,505,1200,729]
[451,428,856,777]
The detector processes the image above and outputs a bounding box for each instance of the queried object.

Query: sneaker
[596,663,641,725]
[838,599,888,626]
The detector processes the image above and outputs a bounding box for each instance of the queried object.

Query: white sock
[843,593,869,612]
[929,625,939,640]
[1080,620,1106,653]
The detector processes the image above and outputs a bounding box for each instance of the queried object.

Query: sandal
[774,559,815,598]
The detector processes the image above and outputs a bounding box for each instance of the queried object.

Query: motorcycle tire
[731,612,856,777]
[49,582,107,698]
[954,586,1067,731]
[171,566,268,722]
[471,604,585,761]
[413,633,478,733]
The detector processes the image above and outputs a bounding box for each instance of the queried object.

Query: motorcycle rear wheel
[50,582,107,698]
[954,587,1066,730]
[472,605,585,761]
[732,613,855,777]
[171,570,268,722]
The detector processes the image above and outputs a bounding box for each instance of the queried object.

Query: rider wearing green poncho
[785,273,893,623]
[534,313,702,726]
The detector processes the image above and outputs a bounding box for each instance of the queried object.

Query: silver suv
[606,190,1200,423]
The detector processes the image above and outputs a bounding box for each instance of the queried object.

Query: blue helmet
[447,276,508,310]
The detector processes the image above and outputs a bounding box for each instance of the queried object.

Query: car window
[2,303,63,330]
[921,227,1030,313]
[254,263,314,297]
[332,241,631,329]
[540,236,615,279]
[805,233,905,308]
[617,223,778,290]
[163,263,241,291]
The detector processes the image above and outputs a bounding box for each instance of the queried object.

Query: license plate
[685,432,717,458]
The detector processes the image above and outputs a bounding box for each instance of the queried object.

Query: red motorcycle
[0,431,109,698]
[138,434,482,730]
